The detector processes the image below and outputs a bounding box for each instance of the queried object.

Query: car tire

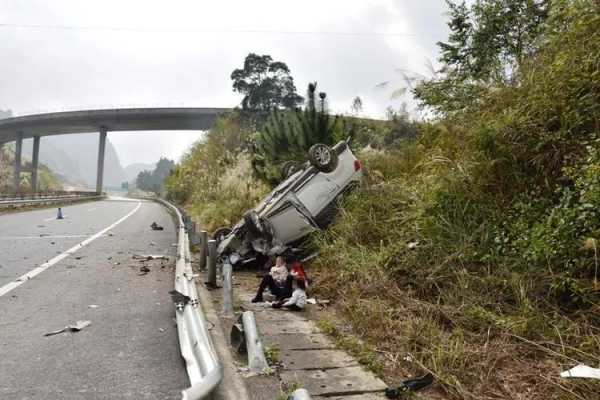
[243,210,264,238]
[281,160,302,179]
[212,227,232,243]
[308,143,338,172]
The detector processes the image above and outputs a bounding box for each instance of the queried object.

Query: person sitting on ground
[287,255,308,289]
[252,255,292,303]
[272,278,307,311]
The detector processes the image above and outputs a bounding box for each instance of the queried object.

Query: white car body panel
[218,141,362,259]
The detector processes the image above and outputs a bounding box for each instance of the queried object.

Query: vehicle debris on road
[44,320,91,337]
[150,222,164,231]
[138,265,151,275]
[133,254,169,261]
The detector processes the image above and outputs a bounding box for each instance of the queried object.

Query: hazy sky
[0,1,451,166]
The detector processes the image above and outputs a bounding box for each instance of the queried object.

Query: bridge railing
[0,191,103,207]
[0,190,98,201]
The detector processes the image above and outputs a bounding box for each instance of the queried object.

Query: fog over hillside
[124,162,156,182]
[21,133,126,189]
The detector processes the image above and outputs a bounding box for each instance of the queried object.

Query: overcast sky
[0,1,451,166]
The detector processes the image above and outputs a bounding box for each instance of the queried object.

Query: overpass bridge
[0,108,231,193]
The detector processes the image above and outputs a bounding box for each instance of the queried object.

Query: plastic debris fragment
[560,364,600,380]
[44,320,91,336]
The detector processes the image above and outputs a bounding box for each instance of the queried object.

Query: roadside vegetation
[166,1,599,398]
[312,1,600,399]
[165,113,270,232]
[0,143,61,193]
[133,157,175,196]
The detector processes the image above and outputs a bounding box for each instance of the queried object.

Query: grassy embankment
[167,3,599,399]
[310,3,600,399]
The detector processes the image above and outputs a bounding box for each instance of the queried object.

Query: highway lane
[0,200,141,288]
[0,198,189,399]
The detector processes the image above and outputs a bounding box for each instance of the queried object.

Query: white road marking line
[0,235,89,240]
[87,207,97,211]
[0,201,142,298]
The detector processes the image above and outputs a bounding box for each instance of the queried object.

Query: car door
[293,171,340,217]
[265,200,318,244]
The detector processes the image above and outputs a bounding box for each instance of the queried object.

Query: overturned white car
[216,140,362,265]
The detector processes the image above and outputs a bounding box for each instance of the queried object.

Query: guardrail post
[288,388,312,400]
[189,222,201,246]
[222,261,234,316]
[198,230,208,271]
[242,311,269,373]
[206,239,217,287]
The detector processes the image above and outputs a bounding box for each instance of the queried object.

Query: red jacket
[290,262,307,284]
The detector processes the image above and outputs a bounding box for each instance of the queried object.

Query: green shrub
[166,112,269,232]
[310,2,600,398]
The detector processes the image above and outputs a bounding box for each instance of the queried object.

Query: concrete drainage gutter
[159,199,223,400]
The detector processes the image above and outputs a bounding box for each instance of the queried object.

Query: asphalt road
[0,198,189,399]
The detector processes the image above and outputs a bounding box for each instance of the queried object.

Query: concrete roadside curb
[235,274,389,399]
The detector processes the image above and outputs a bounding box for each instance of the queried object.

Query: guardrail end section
[241,311,269,374]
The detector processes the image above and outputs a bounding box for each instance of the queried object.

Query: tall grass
[166,112,269,233]
[309,3,600,398]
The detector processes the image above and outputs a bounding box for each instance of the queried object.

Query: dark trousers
[256,275,293,300]
[283,304,303,311]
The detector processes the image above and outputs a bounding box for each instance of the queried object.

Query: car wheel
[212,227,232,243]
[243,210,265,238]
[281,160,301,178]
[308,143,338,172]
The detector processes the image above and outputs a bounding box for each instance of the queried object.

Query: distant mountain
[124,162,156,182]
[22,133,127,189]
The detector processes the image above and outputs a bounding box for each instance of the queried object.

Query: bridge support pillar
[13,132,23,193]
[31,135,40,193]
[96,127,107,194]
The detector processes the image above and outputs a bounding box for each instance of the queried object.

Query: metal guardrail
[0,190,97,201]
[0,191,102,207]
[222,262,234,316]
[158,199,223,400]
